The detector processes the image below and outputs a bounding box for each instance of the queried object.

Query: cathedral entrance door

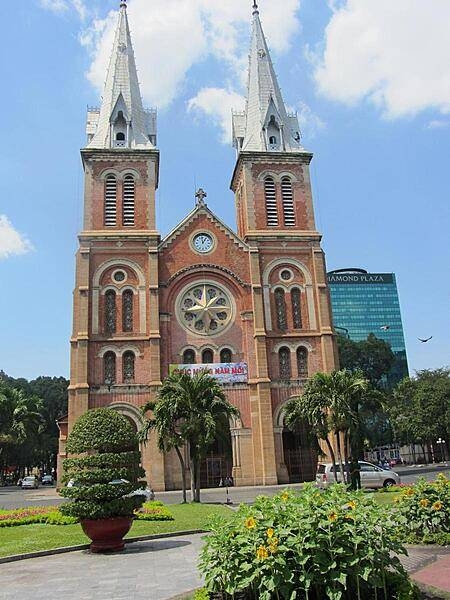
[200,429,233,488]
[282,424,317,483]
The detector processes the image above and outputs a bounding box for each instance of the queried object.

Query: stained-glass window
[275,288,287,331]
[291,288,302,329]
[105,290,117,335]
[104,352,116,385]
[220,348,232,363]
[123,351,135,384]
[202,349,214,364]
[297,347,308,379]
[122,290,133,332]
[183,349,196,364]
[279,347,291,380]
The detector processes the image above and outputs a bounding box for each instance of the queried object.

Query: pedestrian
[349,457,361,490]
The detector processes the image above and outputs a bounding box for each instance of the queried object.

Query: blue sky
[1,0,449,380]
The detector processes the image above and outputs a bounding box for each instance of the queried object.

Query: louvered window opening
[279,348,292,380]
[105,291,117,335]
[123,351,135,384]
[264,177,278,226]
[297,347,308,379]
[104,176,117,226]
[281,178,295,226]
[291,288,302,329]
[123,175,135,226]
[122,290,134,332]
[104,352,116,385]
[275,288,287,331]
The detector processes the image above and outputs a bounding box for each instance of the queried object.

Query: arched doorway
[200,417,233,488]
[282,420,318,483]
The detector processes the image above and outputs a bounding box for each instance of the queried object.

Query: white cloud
[426,119,450,130]
[297,101,325,139]
[39,0,87,20]
[315,0,450,118]
[188,88,245,144]
[81,0,301,109]
[0,216,34,260]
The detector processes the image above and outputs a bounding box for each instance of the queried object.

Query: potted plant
[59,408,146,552]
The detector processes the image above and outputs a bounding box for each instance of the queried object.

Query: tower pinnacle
[232,7,303,153]
[86,1,157,150]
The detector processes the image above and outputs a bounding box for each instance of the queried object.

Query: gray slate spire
[86,1,156,150]
[232,3,303,153]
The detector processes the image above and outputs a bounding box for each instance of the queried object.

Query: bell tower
[230,2,337,483]
[67,0,164,487]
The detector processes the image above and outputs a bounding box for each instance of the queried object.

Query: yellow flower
[267,528,275,539]
[281,491,289,502]
[393,496,401,504]
[405,488,414,497]
[245,517,257,530]
[432,501,443,511]
[256,545,269,560]
[328,511,338,522]
[268,543,278,554]
[344,514,355,521]
[347,501,357,510]
[419,499,429,508]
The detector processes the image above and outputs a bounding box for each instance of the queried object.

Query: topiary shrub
[59,408,147,520]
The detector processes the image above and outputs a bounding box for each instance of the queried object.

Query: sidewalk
[0,533,449,599]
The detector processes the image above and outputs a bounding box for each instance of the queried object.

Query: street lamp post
[436,438,446,463]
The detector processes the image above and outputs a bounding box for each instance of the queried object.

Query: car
[316,461,400,490]
[41,475,54,486]
[21,476,39,489]
[67,478,155,501]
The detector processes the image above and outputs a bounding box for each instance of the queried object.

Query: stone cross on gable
[195,188,207,206]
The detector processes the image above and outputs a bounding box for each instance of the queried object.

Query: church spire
[232,3,302,153]
[86,0,157,150]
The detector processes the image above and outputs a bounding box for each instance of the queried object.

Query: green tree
[389,368,450,462]
[140,371,239,503]
[337,333,396,388]
[284,370,369,480]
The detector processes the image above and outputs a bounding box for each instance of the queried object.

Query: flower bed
[199,485,419,600]
[393,474,450,545]
[134,501,174,521]
[0,506,77,527]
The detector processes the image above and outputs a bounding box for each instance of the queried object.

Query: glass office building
[327,269,409,385]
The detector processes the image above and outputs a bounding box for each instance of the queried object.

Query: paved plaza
[1,532,449,600]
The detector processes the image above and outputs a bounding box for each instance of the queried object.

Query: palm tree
[284,370,368,481]
[139,371,240,503]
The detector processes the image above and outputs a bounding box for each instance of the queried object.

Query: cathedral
[61,0,338,491]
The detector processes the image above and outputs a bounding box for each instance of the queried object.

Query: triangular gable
[159,203,249,252]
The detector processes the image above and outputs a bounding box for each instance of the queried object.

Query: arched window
[291,288,302,329]
[297,347,308,379]
[116,132,125,141]
[220,348,232,363]
[104,352,116,385]
[122,351,135,384]
[183,349,196,364]
[264,177,278,227]
[202,349,214,364]
[269,136,277,145]
[123,175,135,226]
[281,177,295,226]
[104,175,117,226]
[279,347,291,380]
[105,290,117,335]
[274,288,287,331]
[122,290,133,332]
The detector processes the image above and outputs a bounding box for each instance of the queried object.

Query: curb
[0,529,206,565]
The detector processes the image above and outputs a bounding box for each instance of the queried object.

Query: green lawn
[372,490,399,506]
[0,503,232,559]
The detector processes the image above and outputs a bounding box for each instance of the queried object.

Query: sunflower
[256,545,269,560]
[267,528,275,539]
[419,499,430,508]
[281,491,289,502]
[432,501,443,511]
[347,500,357,510]
[328,511,338,522]
[404,488,414,497]
[245,517,257,529]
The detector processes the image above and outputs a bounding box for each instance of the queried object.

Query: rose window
[178,284,232,336]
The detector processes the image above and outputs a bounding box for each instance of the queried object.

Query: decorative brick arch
[108,402,142,432]
[92,259,146,334]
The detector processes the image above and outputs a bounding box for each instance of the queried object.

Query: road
[1,464,448,510]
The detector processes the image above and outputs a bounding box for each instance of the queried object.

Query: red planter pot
[81,516,133,553]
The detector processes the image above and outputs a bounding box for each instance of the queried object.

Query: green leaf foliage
[199,485,418,600]
[65,408,137,454]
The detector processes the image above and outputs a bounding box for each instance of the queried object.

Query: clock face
[193,233,213,254]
